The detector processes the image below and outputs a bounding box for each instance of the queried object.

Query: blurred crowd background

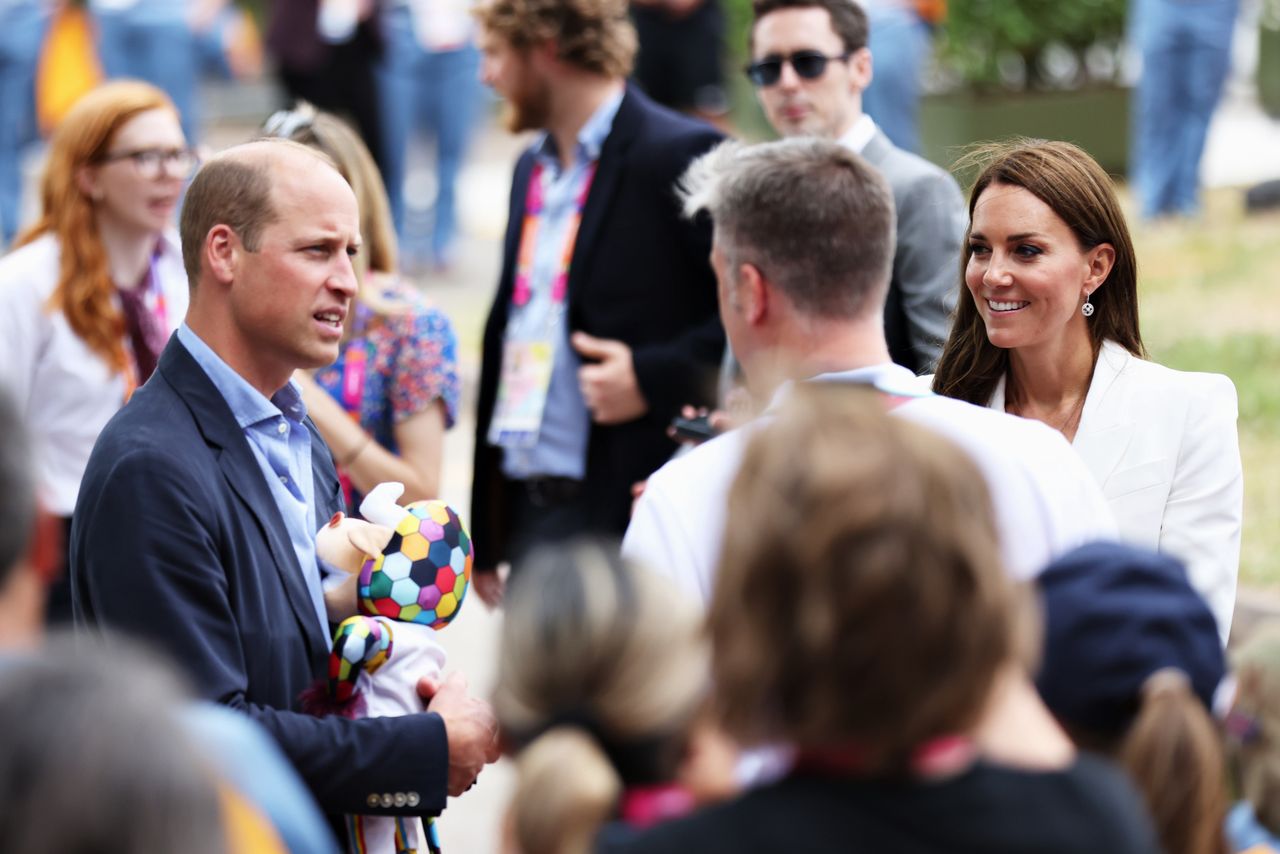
[4,2,1280,851]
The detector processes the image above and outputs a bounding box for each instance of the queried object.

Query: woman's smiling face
[964,181,1113,354]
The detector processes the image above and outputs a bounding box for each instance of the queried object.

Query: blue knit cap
[1035,540,1225,735]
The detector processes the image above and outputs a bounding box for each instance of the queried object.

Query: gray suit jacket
[861,130,966,372]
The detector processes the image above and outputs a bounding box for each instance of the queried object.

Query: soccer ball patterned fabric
[358,500,473,629]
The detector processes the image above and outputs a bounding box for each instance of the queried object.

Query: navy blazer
[472,87,725,565]
[71,337,449,817]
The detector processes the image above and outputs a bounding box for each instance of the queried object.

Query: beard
[504,73,552,133]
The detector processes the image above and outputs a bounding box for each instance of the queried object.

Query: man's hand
[420,672,500,797]
[472,569,506,609]
[572,332,649,425]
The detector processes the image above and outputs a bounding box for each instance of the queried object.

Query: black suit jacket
[71,337,449,817]
[473,87,725,566]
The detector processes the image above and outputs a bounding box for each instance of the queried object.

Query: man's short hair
[750,0,868,54]
[679,137,895,320]
[0,389,34,586]
[475,0,637,77]
[178,140,337,284]
[179,157,277,284]
[710,384,1014,771]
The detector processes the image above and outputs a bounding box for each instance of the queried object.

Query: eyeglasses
[100,147,199,179]
[745,51,852,87]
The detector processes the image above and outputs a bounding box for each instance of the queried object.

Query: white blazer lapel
[1072,341,1136,489]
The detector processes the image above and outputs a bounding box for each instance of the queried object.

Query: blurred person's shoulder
[604,756,1162,854]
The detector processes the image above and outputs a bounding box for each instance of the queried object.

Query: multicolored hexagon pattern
[358,500,473,629]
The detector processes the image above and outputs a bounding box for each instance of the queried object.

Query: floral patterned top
[315,282,460,458]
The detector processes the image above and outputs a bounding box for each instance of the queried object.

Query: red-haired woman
[0,80,194,620]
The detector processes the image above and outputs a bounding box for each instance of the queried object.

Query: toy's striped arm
[329,616,395,703]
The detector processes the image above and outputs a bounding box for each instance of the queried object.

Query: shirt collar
[176,324,306,430]
[533,86,626,169]
[766,362,930,412]
[837,113,877,154]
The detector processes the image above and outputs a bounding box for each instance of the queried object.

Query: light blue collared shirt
[176,324,328,635]
[497,88,624,481]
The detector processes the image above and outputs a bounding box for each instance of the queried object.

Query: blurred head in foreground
[495,539,712,854]
[0,634,228,854]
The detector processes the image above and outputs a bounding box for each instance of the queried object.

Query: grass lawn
[1131,189,1280,588]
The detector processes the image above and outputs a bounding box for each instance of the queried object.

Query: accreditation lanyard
[121,250,169,403]
[336,336,372,510]
[488,158,597,449]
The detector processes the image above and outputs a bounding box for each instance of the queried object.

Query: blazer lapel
[158,341,328,660]
[860,130,893,168]
[1072,341,1135,488]
[568,86,642,309]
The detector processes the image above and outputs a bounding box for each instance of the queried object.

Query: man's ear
[849,46,873,92]
[529,38,558,71]
[737,262,769,326]
[204,224,239,285]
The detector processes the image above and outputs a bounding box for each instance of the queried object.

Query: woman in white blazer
[933,140,1242,644]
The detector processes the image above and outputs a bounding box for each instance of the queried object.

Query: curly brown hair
[475,0,637,77]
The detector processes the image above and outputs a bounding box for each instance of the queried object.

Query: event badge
[487,158,596,450]
[489,339,556,448]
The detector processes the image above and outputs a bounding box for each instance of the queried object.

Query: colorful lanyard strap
[336,338,371,509]
[511,157,598,309]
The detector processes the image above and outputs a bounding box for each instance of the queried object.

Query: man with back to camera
[470,0,725,604]
[623,137,1117,601]
[748,0,963,372]
[71,139,498,824]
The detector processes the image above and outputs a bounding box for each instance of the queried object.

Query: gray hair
[0,388,35,585]
[678,137,896,320]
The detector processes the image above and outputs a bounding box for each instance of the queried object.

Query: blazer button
[367,794,380,808]
[394,792,407,807]
[406,792,420,807]
[380,793,394,808]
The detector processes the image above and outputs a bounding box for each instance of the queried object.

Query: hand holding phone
[669,412,718,444]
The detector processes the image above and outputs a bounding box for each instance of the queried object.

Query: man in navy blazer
[471,0,725,602]
[71,140,497,820]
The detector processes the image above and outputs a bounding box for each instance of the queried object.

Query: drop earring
[1081,292,1095,317]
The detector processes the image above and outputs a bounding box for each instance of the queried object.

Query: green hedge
[936,0,1127,92]
[720,0,1129,95]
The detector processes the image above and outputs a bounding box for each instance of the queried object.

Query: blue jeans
[862,6,930,154]
[378,5,482,265]
[0,3,46,246]
[94,11,200,141]
[1131,0,1238,218]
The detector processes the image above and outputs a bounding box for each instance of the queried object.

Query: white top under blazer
[990,339,1244,643]
[0,232,189,516]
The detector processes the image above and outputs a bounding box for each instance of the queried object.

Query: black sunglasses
[745,50,852,87]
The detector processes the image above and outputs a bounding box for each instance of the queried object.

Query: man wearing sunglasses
[748,0,964,374]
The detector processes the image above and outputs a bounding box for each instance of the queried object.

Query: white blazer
[990,340,1243,643]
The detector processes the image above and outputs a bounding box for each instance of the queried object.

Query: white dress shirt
[623,363,1116,606]
[0,232,189,515]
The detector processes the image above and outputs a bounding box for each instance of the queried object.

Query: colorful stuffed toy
[309,482,474,854]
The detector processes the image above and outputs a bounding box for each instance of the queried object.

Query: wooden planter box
[919,86,1131,185]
